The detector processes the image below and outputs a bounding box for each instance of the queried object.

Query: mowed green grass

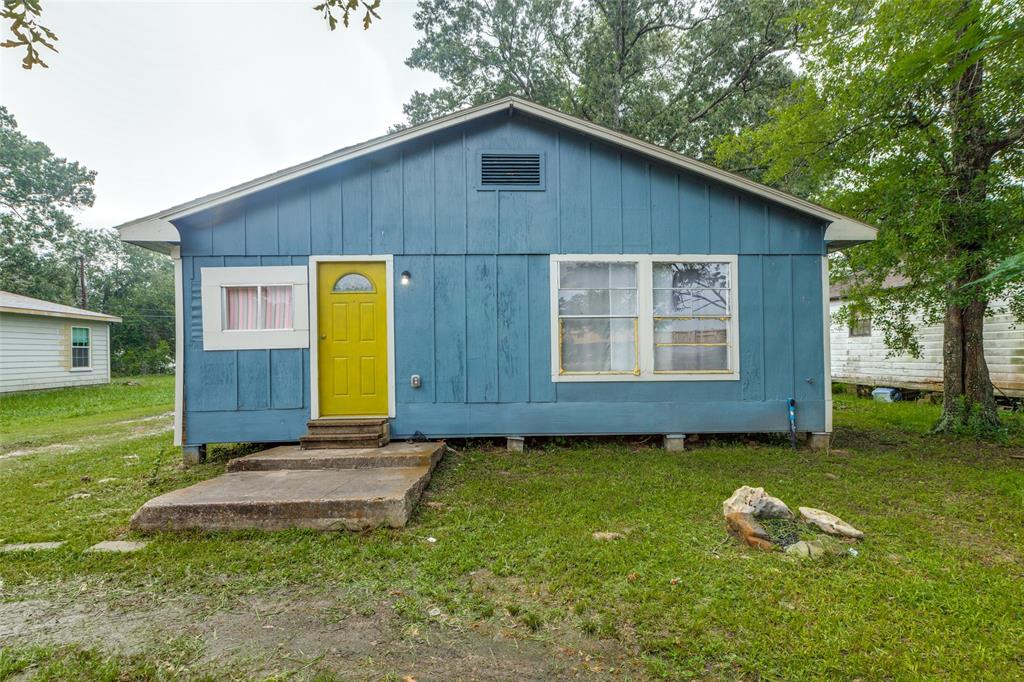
[0,376,174,453]
[1,381,1023,680]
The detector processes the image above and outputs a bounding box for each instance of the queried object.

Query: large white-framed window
[201,266,309,350]
[70,326,92,370]
[550,254,739,382]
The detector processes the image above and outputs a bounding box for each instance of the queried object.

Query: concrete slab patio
[131,442,445,532]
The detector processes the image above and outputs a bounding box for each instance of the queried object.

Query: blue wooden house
[118,97,875,457]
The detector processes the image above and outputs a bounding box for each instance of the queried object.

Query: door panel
[318,262,388,416]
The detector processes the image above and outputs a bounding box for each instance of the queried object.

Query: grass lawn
[0,376,174,454]
[1,381,1023,680]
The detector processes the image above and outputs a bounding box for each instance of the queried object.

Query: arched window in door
[332,273,374,293]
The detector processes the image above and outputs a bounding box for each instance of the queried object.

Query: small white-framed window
[550,255,739,382]
[201,266,309,350]
[71,326,91,370]
[222,285,294,331]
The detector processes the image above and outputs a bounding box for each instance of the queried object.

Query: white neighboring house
[829,290,1024,399]
[0,291,121,394]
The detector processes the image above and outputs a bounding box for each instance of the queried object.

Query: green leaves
[2,0,58,69]
[401,0,802,159]
[718,0,1024,353]
[0,107,175,376]
[314,0,381,32]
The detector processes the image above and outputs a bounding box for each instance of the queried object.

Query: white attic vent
[478,152,544,190]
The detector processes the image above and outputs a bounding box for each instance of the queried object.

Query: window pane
[261,286,293,329]
[849,316,871,337]
[652,262,729,289]
[72,347,90,368]
[653,289,729,316]
[333,273,374,292]
[224,286,258,330]
[559,262,636,289]
[655,345,729,371]
[561,318,636,372]
[653,318,727,344]
[558,289,637,316]
[72,327,89,346]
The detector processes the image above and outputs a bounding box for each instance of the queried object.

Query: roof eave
[115,96,879,251]
[824,218,878,252]
[114,98,520,251]
[117,218,180,255]
[0,306,121,323]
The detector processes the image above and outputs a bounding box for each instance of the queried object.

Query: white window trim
[70,325,93,372]
[200,266,309,350]
[549,254,740,382]
[308,255,396,420]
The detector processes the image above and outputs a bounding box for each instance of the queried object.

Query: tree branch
[984,122,1024,157]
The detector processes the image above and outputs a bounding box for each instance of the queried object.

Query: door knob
[320,334,327,340]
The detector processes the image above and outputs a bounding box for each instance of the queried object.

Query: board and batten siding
[176,111,829,444]
[0,312,112,393]
[830,300,1024,398]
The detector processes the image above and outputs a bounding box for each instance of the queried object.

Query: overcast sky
[1,0,441,230]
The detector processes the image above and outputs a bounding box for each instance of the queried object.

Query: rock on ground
[1,542,66,552]
[591,531,625,541]
[722,486,793,519]
[799,507,864,539]
[724,512,774,551]
[86,541,149,553]
[785,537,847,559]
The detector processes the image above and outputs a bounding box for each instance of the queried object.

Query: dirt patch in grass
[0,412,173,460]
[0,586,638,680]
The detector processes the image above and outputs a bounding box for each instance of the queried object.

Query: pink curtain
[262,286,292,329]
[225,287,258,330]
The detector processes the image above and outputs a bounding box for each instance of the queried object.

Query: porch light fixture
[400,271,411,286]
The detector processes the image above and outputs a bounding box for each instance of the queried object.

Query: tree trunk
[934,2,1000,431]
[937,287,999,431]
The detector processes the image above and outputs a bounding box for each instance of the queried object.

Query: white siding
[0,312,112,393]
[830,300,1024,398]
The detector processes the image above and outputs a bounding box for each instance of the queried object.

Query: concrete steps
[299,418,389,449]
[130,442,444,532]
[299,433,389,449]
[227,442,443,472]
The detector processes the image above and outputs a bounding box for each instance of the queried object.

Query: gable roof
[0,291,122,323]
[117,96,877,254]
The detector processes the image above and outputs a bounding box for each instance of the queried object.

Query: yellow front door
[317,261,388,416]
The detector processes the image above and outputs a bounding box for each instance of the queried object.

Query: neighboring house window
[201,266,309,350]
[71,326,91,369]
[551,255,738,381]
[849,316,872,337]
